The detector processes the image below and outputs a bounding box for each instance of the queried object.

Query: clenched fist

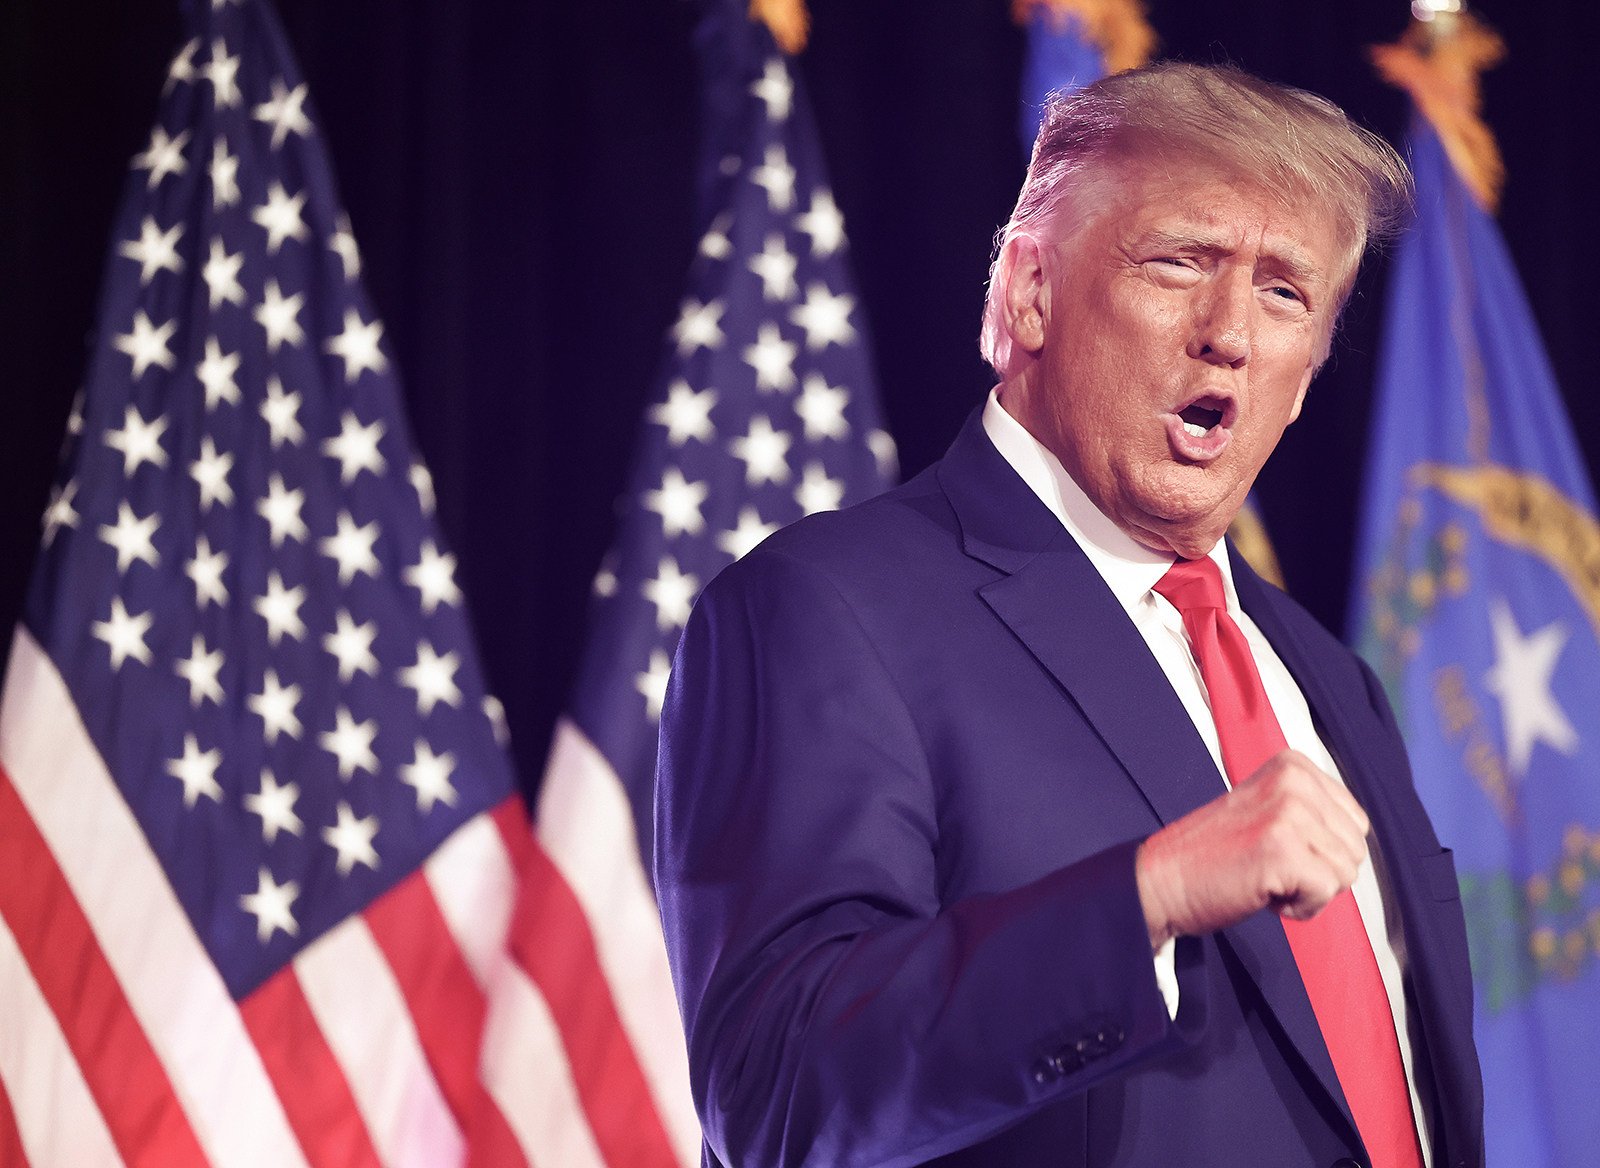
[1134,749,1371,948]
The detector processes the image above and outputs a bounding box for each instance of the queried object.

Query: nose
[1188,269,1251,368]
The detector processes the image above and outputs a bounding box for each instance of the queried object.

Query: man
[656,63,1484,1168]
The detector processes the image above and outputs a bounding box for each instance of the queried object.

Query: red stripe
[0,764,207,1168]
[494,809,681,1168]
[0,1068,29,1168]
[240,966,383,1168]
[365,867,527,1165]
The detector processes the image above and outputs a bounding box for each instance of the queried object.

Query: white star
[104,405,169,476]
[649,379,717,445]
[253,279,305,352]
[174,633,224,708]
[253,571,307,646]
[251,182,310,253]
[400,739,458,813]
[796,373,850,439]
[672,298,726,356]
[324,309,389,382]
[404,541,462,613]
[748,234,798,301]
[790,283,857,350]
[796,189,846,257]
[717,506,780,560]
[593,554,619,598]
[321,411,387,482]
[239,867,298,942]
[166,733,223,808]
[248,670,303,744]
[1484,600,1580,775]
[117,217,184,285]
[410,462,436,515]
[201,237,245,309]
[164,37,199,93]
[323,802,380,876]
[257,473,308,547]
[698,212,733,261]
[201,38,242,107]
[795,462,845,515]
[189,435,234,512]
[643,466,709,537]
[319,707,379,780]
[319,512,382,585]
[398,642,462,716]
[642,557,699,633]
[483,694,510,748]
[98,501,160,573]
[131,126,190,189]
[261,376,305,448]
[323,609,380,682]
[245,769,303,844]
[750,58,793,121]
[869,428,899,480]
[252,79,312,148]
[209,138,240,208]
[196,335,242,409]
[730,415,792,486]
[186,535,229,608]
[636,649,672,722]
[743,322,797,392]
[41,480,78,548]
[112,311,177,378]
[330,214,362,281]
[751,144,796,212]
[92,597,153,670]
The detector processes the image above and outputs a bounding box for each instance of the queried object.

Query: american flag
[0,1,596,1164]
[530,2,897,1165]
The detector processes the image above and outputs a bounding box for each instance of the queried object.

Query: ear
[1002,234,1050,357]
[1286,374,1311,424]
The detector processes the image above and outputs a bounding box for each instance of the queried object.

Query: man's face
[1002,163,1344,558]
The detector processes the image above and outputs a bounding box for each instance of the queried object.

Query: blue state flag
[1351,118,1600,1167]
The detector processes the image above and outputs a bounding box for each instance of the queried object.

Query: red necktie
[1155,557,1424,1168]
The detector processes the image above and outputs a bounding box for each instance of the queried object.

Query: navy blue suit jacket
[655,410,1484,1168]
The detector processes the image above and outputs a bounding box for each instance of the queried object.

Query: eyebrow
[1137,227,1327,286]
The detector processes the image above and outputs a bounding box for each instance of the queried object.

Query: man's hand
[1134,750,1371,949]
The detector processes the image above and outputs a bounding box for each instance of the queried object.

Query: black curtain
[5,0,1597,796]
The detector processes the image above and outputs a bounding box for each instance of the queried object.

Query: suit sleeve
[655,547,1200,1168]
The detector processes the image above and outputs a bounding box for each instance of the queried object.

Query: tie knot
[1154,556,1227,614]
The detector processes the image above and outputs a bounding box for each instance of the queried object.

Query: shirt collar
[979,387,1239,615]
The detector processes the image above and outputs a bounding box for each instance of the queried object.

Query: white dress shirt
[982,391,1433,1161]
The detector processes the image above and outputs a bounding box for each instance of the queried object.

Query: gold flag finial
[1371,8,1505,211]
[749,0,809,55]
[1012,0,1157,75]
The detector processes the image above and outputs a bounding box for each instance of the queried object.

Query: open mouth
[1176,394,1234,437]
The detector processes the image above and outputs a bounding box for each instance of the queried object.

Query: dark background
[5,0,1597,795]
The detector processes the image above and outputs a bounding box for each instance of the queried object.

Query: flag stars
[318,706,379,780]
[164,38,199,92]
[698,212,733,261]
[1484,600,1579,775]
[730,415,792,486]
[166,733,223,808]
[748,234,798,301]
[253,279,306,352]
[202,237,246,310]
[751,144,796,212]
[201,38,243,108]
[112,311,178,378]
[869,429,899,480]
[132,126,190,189]
[322,411,387,482]
[398,642,463,716]
[330,214,362,281]
[319,511,382,585]
[796,373,850,439]
[643,557,699,633]
[245,769,303,844]
[410,462,436,515]
[400,740,458,813]
[196,336,243,409]
[174,633,225,708]
[104,405,169,476]
[796,189,846,258]
[253,571,308,646]
[636,649,672,722]
[118,217,185,285]
[795,462,845,515]
[324,309,389,382]
[323,803,380,875]
[643,467,709,538]
[323,609,380,682]
[253,79,312,148]
[99,501,161,573]
[742,322,797,392]
[261,377,305,448]
[750,58,794,122]
[251,182,310,253]
[186,535,229,608]
[791,283,857,350]
[249,669,303,744]
[257,473,308,547]
[649,380,717,445]
[209,139,241,209]
[41,481,79,548]
[92,597,153,670]
[717,507,780,561]
[404,541,462,613]
[240,867,298,942]
[672,298,726,356]
[190,435,235,511]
